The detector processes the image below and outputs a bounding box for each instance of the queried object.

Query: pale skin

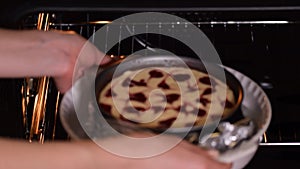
[0,28,232,169]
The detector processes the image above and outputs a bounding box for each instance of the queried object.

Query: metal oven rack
[6,7,299,145]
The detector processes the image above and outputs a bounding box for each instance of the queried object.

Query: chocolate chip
[99,103,112,114]
[166,94,180,104]
[224,99,235,108]
[105,88,117,97]
[196,97,211,106]
[199,76,216,86]
[158,80,170,89]
[202,88,212,95]
[129,92,147,102]
[149,70,164,78]
[130,79,147,87]
[197,108,206,117]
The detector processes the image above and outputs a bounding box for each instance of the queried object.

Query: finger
[53,76,71,94]
[99,54,113,65]
[179,140,209,155]
[49,29,77,35]
[178,140,224,162]
[206,149,220,159]
[83,41,112,66]
[203,158,232,169]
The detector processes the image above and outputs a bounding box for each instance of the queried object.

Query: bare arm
[0,135,231,169]
[0,29,73,77]
[0,28,109,93]
[0,138,126,169]
[0,28,231,169]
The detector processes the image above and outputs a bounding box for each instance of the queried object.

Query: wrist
[39,31,74,78]
[81,139,130,169]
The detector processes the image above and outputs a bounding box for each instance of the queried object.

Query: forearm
[0,138,89,169]
[0,28,71,78]
[0,138,126,169]
[0,28,109,93]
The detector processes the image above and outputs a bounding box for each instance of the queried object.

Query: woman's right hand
[138,139,232,169]
[87,133,232,169]
[42,30,111,93]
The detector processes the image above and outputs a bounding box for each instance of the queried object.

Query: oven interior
[1,1,300,149]
[1,2,300,168]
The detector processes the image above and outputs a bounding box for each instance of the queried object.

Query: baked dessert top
[98,66,236,130]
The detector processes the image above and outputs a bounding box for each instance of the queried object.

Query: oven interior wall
[1,2,300,168]
[0,79,23,138]
[21,10,300,143]
[1,1,300,143]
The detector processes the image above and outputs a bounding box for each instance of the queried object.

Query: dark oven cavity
[2,6,300,144]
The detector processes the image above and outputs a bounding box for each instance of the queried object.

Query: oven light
[260,143,300,146]
[216,21,289,24]
[90,21,112,24]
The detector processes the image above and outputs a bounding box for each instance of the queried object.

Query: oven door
[1,1,300,168]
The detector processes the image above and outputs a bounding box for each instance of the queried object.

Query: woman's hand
[0,28,111,93]
[140,139,232,169]
[88,133,232,169]
[0,133,231,169]
[43,30,111,93]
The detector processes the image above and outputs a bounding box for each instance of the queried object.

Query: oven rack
[19,11,300,143]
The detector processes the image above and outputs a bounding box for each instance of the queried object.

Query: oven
[1,1,300,168]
